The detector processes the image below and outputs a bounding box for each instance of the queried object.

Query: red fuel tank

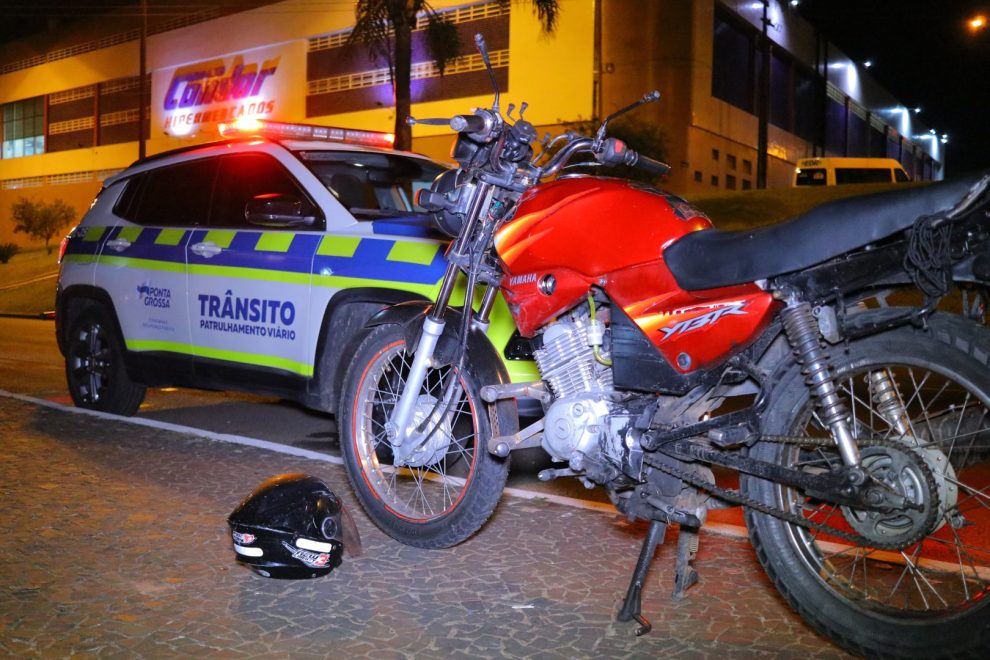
[495,176,777,374]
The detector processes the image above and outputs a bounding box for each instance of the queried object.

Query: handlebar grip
[450,114,488,133]
[629,153,671,176]
[599,138,670,176]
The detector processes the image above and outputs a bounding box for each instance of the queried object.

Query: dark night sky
[796,0,990,175]
[2,0,989,175]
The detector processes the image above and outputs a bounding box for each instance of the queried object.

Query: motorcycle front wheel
[338,323,509,548]
[744,314,990,658]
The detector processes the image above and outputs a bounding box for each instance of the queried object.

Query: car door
[97,157,217,376]
[187,151,322,383]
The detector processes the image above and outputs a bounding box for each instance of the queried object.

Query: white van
[793,157,911,186]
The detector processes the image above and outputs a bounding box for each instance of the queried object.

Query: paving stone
[0,397,851,658]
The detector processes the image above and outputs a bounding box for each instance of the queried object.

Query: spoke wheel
[338,323,509,548]
[744,314,990,658]
[65,306,145,416]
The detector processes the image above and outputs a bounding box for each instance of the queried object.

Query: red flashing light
[218,118,395,149]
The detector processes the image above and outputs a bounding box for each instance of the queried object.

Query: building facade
[0,0,941,248]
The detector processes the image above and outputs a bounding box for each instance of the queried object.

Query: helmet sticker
[232,531,256,544]
[283,541,331,568]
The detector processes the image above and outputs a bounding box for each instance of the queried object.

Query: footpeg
[537,467,576,481]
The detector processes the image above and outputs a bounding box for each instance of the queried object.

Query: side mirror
[244,194,316,227]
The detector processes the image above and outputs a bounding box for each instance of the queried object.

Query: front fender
[367,301,512,389]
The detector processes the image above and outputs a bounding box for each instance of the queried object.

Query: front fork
[387,265,500,452]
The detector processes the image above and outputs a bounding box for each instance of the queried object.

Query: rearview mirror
[244,194,316,227]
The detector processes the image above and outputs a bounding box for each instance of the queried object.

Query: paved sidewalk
[0,397,849,658]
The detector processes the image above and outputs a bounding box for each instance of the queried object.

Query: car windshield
[297,151,445,219]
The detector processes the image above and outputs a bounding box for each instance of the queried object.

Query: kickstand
[617,519,667,636]
[672,525,700,600]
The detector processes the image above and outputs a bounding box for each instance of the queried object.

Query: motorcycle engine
[534,308,632,475]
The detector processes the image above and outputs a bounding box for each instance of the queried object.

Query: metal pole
[756,0,770,189]
[138,0,147,160]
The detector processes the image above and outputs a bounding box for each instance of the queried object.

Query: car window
[118,158,218,226]
[894,168,910,183]
[835,167,893,184]
[795,168,826,186]
[298,151,445,219]
[211,153,321,229]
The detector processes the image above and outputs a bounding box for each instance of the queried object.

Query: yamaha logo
[508,273,538,286]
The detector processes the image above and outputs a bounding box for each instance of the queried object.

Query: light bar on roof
[217,118,395,149]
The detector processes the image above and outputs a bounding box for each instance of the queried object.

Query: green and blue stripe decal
[64,226,449,286]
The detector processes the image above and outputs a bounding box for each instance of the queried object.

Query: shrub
[0,242,19,264]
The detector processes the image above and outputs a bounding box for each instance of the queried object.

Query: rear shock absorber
[780,300,861,467]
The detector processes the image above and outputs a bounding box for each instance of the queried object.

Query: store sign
[158,44,289,136]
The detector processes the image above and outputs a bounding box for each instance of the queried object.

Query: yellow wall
[0,41,139,105]
[309,0,596,143]
[600,0,695,193]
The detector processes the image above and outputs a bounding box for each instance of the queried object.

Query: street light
[969,15,987,32]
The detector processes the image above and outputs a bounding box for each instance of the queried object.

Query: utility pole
[756,0,771,188]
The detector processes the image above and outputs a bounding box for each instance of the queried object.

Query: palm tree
[348,0,560,150]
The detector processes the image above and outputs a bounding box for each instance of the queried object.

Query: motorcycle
[338,35,990,657]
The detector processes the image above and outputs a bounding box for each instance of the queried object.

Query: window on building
[770,51,793,132]
[712,8,756,113]
[694,170,703,182]
[743,159,753,175]
[712,148,720,161]
[742,179,752,190]
[711,175,719,187]
[726,174,737,190]
[2,96,45,159]
[793,65,822,142]
[727,154,737,170]
[825,98,848,155]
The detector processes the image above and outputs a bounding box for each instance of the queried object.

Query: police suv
[56,119,532,416]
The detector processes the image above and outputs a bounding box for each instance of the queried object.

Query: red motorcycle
[339,36,990,657]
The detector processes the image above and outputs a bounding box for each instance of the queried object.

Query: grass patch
[0,246,60,315]
[0,278,57,315]
[689,182,926,231]
[0,246,60,283]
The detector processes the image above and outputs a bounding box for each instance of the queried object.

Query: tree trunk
[392,5,414,151]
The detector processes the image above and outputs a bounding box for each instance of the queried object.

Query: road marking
[0,389,344,465]
[0,388,751,540]
[0,272,58,291]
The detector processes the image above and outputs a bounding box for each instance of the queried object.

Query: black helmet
[227,473,362,579]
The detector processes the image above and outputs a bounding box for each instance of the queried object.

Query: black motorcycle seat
[664,171,989,292]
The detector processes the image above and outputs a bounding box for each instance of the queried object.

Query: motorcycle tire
[65,305,146,416]
[338,322,509,548]
[743,313,990,658]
